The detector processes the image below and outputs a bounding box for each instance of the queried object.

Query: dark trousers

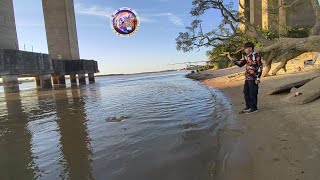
[243,80,259,110]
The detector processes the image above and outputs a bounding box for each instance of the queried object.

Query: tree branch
[216,1,273,45]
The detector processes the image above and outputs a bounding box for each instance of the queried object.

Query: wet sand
[189,67,320,180]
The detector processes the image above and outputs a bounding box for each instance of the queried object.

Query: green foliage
[196,66,207,72]
[285,27,310,38]
[204,35,263,69]
[206,46,232,69]
[256,26,279,40]
[210,59,231,69]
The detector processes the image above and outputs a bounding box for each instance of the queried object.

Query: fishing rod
[168,60,210,66]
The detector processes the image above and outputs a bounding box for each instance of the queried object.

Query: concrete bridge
[239,0,316,35]
[0,0,99,93]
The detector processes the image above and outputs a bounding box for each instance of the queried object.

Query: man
[224,42,263,114]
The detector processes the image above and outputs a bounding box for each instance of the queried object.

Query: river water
[0,71,235,180]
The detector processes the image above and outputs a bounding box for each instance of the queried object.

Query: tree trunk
[262,61,272,77]
[272,58,288,75]
[269,50,303,76]
[259,36,320,53]
[261,51,277,77]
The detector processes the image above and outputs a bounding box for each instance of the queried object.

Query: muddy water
[0,71,235,180]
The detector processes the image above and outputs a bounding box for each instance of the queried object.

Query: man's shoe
[246,109,259,114]
[242,107,251,113]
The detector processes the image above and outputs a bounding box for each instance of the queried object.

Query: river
[0,71,235,180]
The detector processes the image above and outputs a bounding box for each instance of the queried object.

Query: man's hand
[255,79,260,85]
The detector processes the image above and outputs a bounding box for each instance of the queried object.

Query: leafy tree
[176,0,320,76]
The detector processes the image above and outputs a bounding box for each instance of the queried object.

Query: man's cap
[244,42,255,49]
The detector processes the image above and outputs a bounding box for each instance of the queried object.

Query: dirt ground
[190,66,320,180]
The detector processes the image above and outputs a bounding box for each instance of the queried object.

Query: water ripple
[0,71,235,180]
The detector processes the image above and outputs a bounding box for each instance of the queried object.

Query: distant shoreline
[0,70,184,86]
[97,69,185,77]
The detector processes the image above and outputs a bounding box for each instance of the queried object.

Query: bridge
[0,0,99,93]
[239,0,316,35]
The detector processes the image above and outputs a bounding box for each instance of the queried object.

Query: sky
[12,0,223,74]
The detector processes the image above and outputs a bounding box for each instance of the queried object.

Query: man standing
[225,42,263,114]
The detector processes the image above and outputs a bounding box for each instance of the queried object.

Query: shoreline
[188,67,320,179]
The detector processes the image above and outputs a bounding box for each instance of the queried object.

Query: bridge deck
[0,49,99,77]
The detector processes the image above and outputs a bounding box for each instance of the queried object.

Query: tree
[176,0,320,76]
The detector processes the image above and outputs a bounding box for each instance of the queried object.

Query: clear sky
[12,0,223,74]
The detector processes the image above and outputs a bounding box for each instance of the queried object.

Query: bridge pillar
[52,75,59,85]
[2,75,19,93]
[239,0,246,32]
[39,74,52,89]
[70,74,77,85]
[42,0,80,61]
[78,74,86,85]
[0,0,19,50]
[249,0,262,26]
[35,76,41,88]
[262,0,269,29]
[278,0,287,36]
[88,73,95,84]
[1,0,19,93]
[43,0,91,87]
[58,75,66,85]
[52,75,66,88]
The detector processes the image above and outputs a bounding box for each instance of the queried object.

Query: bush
[257,26,279,40]
[196,66,206,72]
[285,27,310,38]
[209,59,231,69]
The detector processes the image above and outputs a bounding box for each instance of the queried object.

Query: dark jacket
[234,52,263,80]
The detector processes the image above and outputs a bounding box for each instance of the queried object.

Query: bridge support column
[70,74,77,85]
[0,0,19,50]
[52,75,66,88]
[2,75,19,93]
[88,73,95,84]
[278,0,287,36]
[58,75,66,85]
[78,74,86,85]
[52,75,59,85]
[35,76,41,88]
[39,74,52,89]
[239,0,246,32]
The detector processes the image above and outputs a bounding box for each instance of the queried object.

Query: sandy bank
[189,67,320,180]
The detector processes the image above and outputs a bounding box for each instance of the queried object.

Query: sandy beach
[188,66,320,180]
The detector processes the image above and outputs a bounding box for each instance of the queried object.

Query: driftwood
[282,77,320,104]
[267,76,319,95]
